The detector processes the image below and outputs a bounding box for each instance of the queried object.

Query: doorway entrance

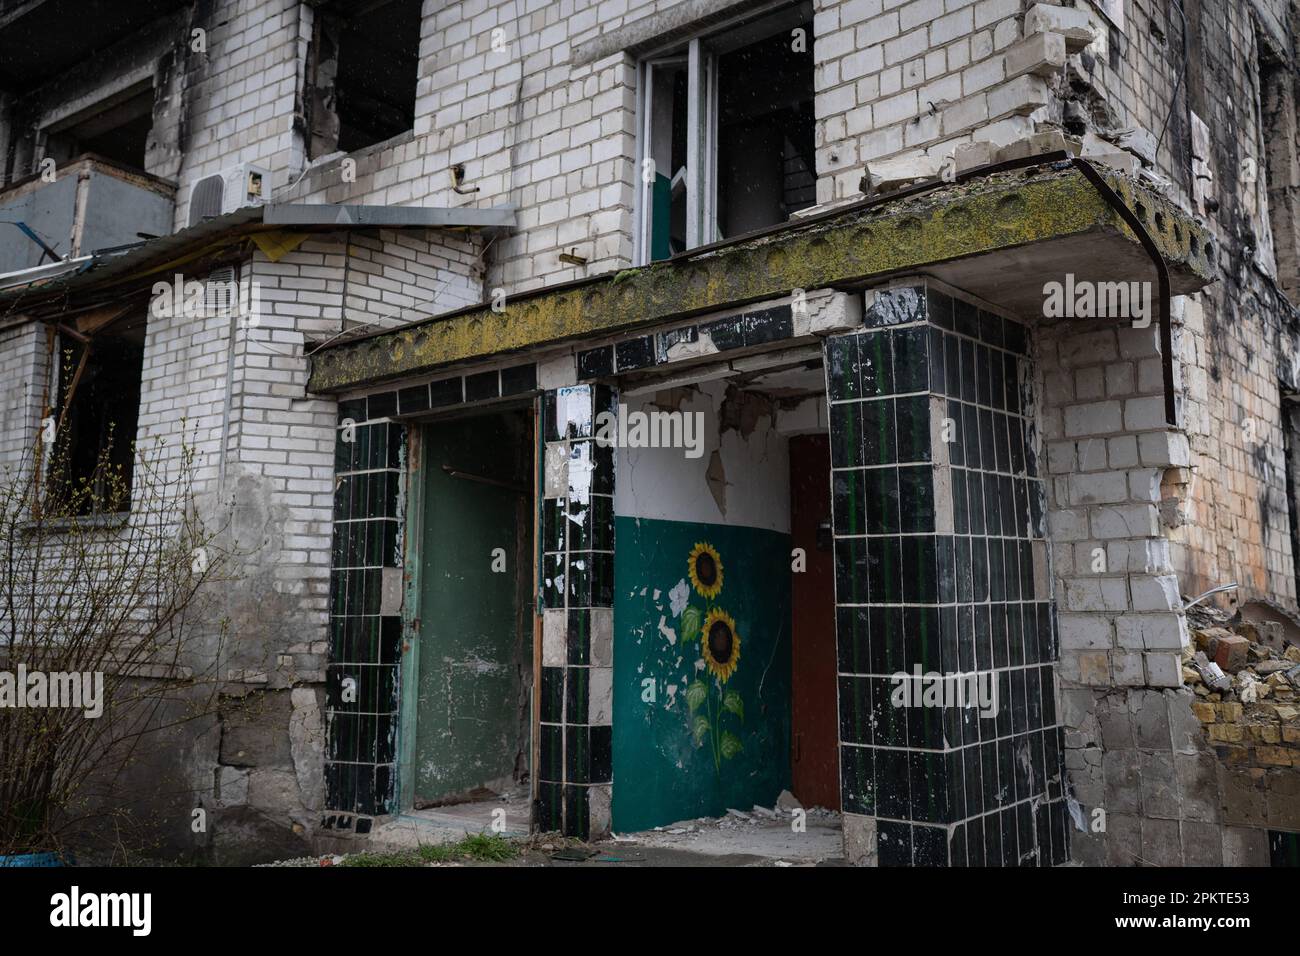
[789,433,841,809]
[404,407,535,818]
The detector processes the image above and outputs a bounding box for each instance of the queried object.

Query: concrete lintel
[307,166,1214,394]
[263,203,517,230]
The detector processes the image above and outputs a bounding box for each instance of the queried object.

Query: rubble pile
[1184,608,1300,767]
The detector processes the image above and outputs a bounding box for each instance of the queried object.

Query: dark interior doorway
[411,407,535,810]
[789,432,841,809]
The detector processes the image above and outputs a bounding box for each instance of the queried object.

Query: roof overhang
[0,202,516,313]
[307,162,1215,394]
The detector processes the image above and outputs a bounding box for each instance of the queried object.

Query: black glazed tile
[542,497,566,553]
[966,815,986,865]
[536,782,563,832]
[870,606,906,675]
[865,465,900,533]
[861,398,897,465]
[902,536,937,605]
[591,726,612,782]
[615,335,655,371]
[878,820,913,866]
[895,394,931,463]
[578,346,614,380]
[950,824,967,867]
[913,823,949,866]
[867,535,902,604]
[702,315,744,351]
[833,469,867,535]
[837,606,871,674]
[826,334,860,401]
[742,305,793,345]
[566,724,590,782]
[835,537,869,606]
[830,401,863,469]
[540,667,564,723]
[564,785,589,839]
[892,325,929,393]
[910,751,949,823]
[944,333,961,400]
[839,676,873,745]
[542,553,564,608]
[538,724,563,782]
[953,298,979,338]
[840,744,875,815]
[591,495,614,551]
[567,610,590,665]
[875,749,910,820]
[904,604,942,675]
[978,309,1004,349]
[927,287,954,330]
[871,676,906,746]
[962,745,983,820]
[866,286,926,327]
[959,338,977,404]
[928,327,947,395]
[897,465,934,533]
[657,325,699,363]
[859,330,894,397]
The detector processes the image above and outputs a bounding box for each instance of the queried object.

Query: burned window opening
[638,3,815,262]
[308,0,422,158]
[46,310,146,515]
[43,85,155,171]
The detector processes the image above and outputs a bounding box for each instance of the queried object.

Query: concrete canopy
[306,163,1215,394]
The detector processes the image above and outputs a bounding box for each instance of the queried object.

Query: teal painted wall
[612,515,792,831]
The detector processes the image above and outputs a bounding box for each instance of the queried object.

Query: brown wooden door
[789,433,840,810]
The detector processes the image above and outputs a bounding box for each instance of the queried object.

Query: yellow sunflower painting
[701,608,741,683]
[687,541,723,599]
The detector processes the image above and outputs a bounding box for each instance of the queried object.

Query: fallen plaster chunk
[861,153,944,194]
[775,789,802,812]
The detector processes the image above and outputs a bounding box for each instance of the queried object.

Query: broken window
[307,0,423,158]
[637,2,815,262]
[46,310,146,515]
[43,83,154,170]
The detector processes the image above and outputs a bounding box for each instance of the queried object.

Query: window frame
[633,1,813,265]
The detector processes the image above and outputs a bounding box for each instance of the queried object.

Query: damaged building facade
[0,0,1298,866]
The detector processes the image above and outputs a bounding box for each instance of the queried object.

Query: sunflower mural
[680,542,745,775]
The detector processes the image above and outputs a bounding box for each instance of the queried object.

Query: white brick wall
[1036,311,1192,691]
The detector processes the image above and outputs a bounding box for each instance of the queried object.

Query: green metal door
[412,412,533,806]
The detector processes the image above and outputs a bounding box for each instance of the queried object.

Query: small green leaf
[686,679,708,713]
[722,690,744,722]
[692,714,711,745]
[680,605,702,642]
[720,730,743,759]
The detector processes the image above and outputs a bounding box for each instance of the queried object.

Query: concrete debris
[859,153,945,194]
[775,789,803,812]
[1114,128,1158,166]
[1187,613,1300,764]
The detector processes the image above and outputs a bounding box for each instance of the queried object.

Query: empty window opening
[308,0,423,157]
[47,309,146,515]
[43,85,154,171]
[638,3,815,262]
